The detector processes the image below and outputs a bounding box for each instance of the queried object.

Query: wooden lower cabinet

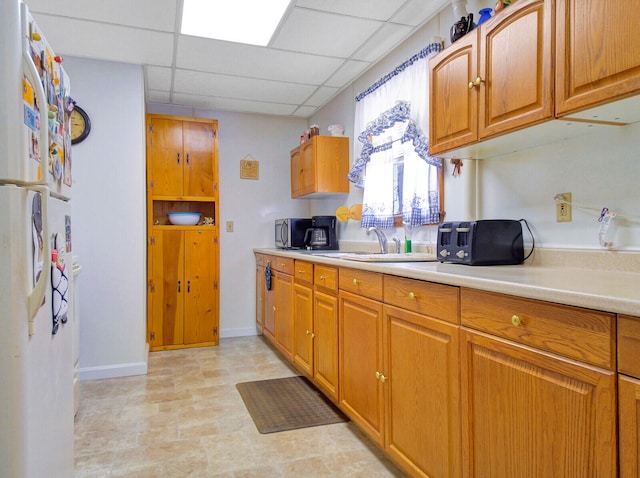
[461,329,617,477]
[619,375,640,478]
[255,262,265,331]
[339,290,385,446]
[383,304,461,478]
[149,229,218,349]
[293,281,314,375]
[313,290,339,401]
[274,272,294,360]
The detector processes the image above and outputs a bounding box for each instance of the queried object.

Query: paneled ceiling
[26,0,449,117]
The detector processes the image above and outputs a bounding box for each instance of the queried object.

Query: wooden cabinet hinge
[214,236,218,245]
[214,280,218,290]
[150,236,156,245]
[149,124,154,133]
[213,326,218,336]
[150,281,155,293]
[212,130,217,139]
[150,331,155,341]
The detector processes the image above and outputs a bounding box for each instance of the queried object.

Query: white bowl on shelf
[167,212,201,225]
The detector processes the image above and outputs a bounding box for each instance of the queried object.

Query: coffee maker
[303,215,338,250]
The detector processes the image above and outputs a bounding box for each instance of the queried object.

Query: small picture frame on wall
[240,156,259,180]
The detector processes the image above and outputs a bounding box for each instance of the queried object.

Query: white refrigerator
[0,1,75,477]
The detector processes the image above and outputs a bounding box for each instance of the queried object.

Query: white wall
[310,1,640,252]
[146,103,309,337]
[62,57,148,379]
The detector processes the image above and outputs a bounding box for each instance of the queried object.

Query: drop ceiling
[26,0,449,117]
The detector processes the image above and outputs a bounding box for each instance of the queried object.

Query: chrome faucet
[367,227,388,253]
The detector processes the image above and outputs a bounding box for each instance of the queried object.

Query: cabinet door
[339,290,384,446]
[264,266,276,343]
[479,0,553,138]
[293,282,314,375]
[619,375,640,478]
[556,0,640,116]
[300,141,316,196]
[314,290,339,401]
[429,32,478,155]
[275,273,294,360]
[183,230,218,345]
[182,121,216,197]
[150,230,184,346]
[461,329,617,478]
[383,305,461,478]
[255,265,264,331]
[290,146,303,198]
[147,118,184,196]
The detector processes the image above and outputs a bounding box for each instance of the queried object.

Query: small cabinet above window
[290,136,349,198]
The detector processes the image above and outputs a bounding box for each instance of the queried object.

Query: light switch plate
[226,221,234,232]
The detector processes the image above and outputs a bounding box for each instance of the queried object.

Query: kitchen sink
[308,251,438,262]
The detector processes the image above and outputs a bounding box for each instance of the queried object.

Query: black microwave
[275,218,312,249]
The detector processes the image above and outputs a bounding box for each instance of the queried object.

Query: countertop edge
[254,248,640,317]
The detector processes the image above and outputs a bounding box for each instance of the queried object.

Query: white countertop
[255,248,640,317]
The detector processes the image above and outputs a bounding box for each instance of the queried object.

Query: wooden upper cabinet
[556,0,640,117]
[429,0,553,155]
[479,0,553,137]
[147,116,217,197]
[429,32,478,153]
[290,136,349,198]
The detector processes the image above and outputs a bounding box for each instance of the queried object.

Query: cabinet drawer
[339,268,383,301]
[384,275,459,325]
[294,260,313,284]
[619,315,640,378]
[255,253,267,267]
[271,256,294,274]
[314,264,338,293]
[461,288,615,369]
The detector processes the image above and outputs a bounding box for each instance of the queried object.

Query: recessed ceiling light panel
[181,0,290,46]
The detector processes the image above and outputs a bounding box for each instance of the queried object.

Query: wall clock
[70,104,91,144]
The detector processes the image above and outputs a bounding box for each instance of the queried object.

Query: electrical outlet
[556,193,572,222]
[226,221,234,232]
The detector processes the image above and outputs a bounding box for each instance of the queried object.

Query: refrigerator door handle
[26,185,51,334]
[22,48,48,186]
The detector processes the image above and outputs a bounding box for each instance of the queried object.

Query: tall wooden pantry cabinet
[146,114,220,350]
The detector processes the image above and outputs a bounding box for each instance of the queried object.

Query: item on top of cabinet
[328,124,344,136]
[310,124,320,136]
[450,13,475,43]
[477,8,493,26]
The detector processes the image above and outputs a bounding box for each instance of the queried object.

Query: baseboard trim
[220,327,260,338]
[79,359,148,381]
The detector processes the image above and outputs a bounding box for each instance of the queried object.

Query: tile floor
[74,336,406,477]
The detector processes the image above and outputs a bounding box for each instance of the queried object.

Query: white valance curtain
[348,42,442,228]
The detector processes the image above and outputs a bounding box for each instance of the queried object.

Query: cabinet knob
[272,306,276,311]
[468,76,485,89]
[319,275,326,280]
[408,292,416,300]
[375,371,387,383]
[511,314,522,326]
[352,278,359,286]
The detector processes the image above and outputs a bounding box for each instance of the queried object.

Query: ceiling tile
[294,0,408,22]
[172,93,298,116]
[304,86,341,107]
[32,14,174,66]
[176,35,343,85]
[146,66,173,91]
[173,70,317,104]
[270,8,382,58]
[352,23,414,62]
[27,0,178,31]
[147,90,171,103]
[324,60,371,88]
[391,0,451,26]
[292,105,319,117]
